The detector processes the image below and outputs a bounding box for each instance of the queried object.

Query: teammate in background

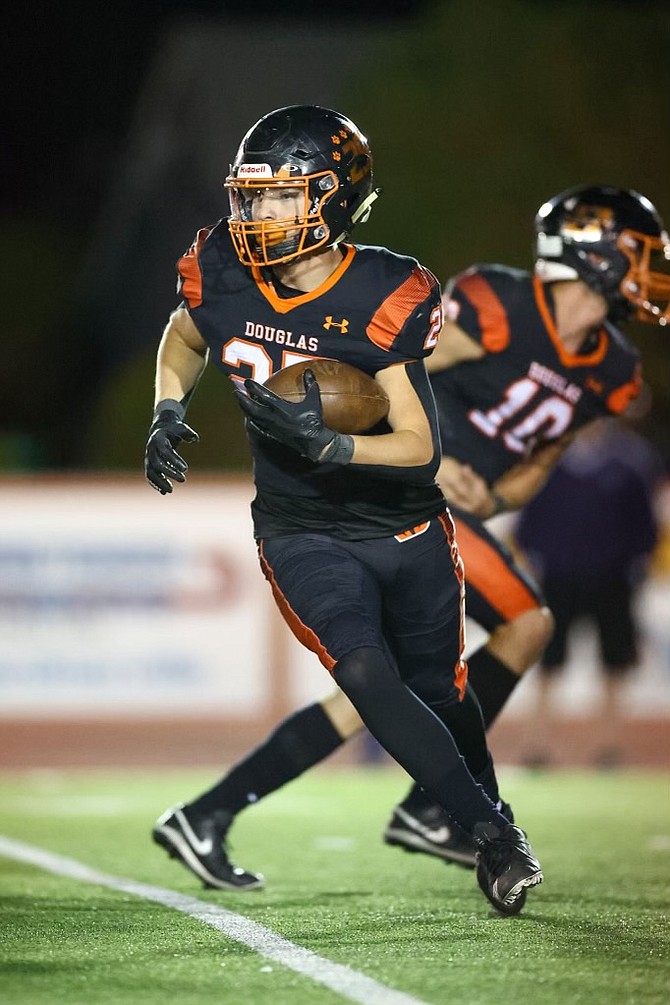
[515,413,661,768]
[149,182,670,886]
[144,104,543,915]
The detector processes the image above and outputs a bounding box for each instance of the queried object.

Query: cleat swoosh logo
[395,806,452,844]
[175,808,214,855]
[421,826,451,843]
[492,879,509,903]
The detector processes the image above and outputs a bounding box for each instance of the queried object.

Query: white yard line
[0,835,434,1005]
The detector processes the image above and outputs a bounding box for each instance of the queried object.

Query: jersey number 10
[468,377,574,454]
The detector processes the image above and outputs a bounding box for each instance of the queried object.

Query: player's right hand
[235,370,336,462]
[144,407,199,495]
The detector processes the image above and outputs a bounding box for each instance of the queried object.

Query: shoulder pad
[177,220,246,307]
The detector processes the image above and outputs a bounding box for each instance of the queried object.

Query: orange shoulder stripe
[367,265,437,351]
[177,228,212,309]
[452,517,539,621]
[608,366,642,414]
[456,272,510,352]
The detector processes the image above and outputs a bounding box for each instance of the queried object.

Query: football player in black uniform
[144,105,542,915]
[150,180,669,884]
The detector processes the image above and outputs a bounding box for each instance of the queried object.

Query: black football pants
[258,517,504,830]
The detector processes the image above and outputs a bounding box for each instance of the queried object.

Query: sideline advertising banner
[0,478,668,722]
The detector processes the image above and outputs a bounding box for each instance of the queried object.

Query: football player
[145,104,542,915]
[150,181,669,885]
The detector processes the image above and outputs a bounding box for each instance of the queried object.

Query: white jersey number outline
[468,376,574,454]
[222,340,312,385]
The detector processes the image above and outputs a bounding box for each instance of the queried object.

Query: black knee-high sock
[189,702,344,818]
[333,647,506,833]
[402,683,500,811]
[428,684,500,805]
[467,647,521,729]
[429,684,489,776]
[402,760,499,819]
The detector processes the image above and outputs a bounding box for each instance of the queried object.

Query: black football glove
[235,369,353,465]
[144,399,199,494]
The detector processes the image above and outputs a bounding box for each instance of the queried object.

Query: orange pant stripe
[453,517,538,620]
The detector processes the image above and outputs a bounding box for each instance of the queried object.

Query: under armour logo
[585,376,604,395]
[323,316,349,333]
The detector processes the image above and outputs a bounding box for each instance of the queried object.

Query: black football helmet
[534,184,670,325]
[224,104,380,267]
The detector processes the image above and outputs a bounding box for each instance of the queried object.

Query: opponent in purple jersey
[144,104,543,915]
[149,182,669,885]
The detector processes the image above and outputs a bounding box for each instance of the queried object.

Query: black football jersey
[177,220,446,538]
[431,264,642,484]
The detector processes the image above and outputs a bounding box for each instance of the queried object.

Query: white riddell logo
[175,807,213,855]
[237,163,273,177]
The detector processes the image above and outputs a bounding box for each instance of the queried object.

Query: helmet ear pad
[561,242,629,297]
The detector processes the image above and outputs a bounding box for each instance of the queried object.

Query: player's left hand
[437,457,493,516]
[236,369,352,464]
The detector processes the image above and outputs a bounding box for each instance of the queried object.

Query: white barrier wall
[0,477,331,719]
[0,477,668,720]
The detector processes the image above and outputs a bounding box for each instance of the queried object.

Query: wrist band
[320,433,354,465]
[153,398,185,421]
[490,491,507,516]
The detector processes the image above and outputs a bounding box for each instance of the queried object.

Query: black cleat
[473,822,543,916]
[383,800,477,869]
[152,803,264,891]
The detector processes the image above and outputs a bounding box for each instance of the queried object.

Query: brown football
[265,359,390,435]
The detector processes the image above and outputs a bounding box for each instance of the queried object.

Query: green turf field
[1,766,668,1005]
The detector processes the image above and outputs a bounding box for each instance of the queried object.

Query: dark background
[4,0,669,473]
